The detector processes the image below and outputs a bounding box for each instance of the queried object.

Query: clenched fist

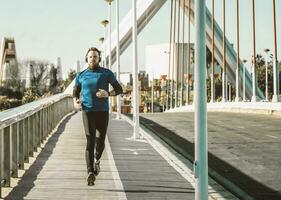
[73,98,82,111]
[96,89,109,98]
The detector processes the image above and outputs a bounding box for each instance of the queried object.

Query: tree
[256,54,274,99]
[2,61,22,92]
[62,69,76,90]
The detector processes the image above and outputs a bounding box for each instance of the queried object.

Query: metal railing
[0,94,74,197]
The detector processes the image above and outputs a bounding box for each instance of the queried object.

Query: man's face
[87,50,100,67]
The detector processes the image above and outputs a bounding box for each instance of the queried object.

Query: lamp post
[251,0,257,102]
[164,50,170,110]
[272,0,279,102]
[210,0,215,103]
[243,59,247,101]
[175,0,180,107]
[167,0,173,111]
[99,37,105,67]
[132,0,140,139]
[264,49,270,101]
[101,20,109,67]
[222,0,226,102]
[171,0,176,109]
[181,0,186,106]
[105,0,114,113]
[235,0,240,102]
[116,0,121,119]
[151,76,154,113]
[186,0,191,105]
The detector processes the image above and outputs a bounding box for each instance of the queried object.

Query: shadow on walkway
[4,113,75,200]
[137,115,281,200]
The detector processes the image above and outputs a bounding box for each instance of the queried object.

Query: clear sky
[0,0,280,78]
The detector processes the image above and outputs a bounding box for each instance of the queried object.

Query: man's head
[85,47,101,68]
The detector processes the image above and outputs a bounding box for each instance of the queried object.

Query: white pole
[108,2,113,113]
[229,83,232,101]
[251,0,257,102]
[265,50,269,101]
[194,0,208,199]
[151,74,154,113]
[104,26,107,68]
[226,76,228,102]
[243,60,247,101]
[116,0,121,119]
[221,0,226,102]
[235,0,240,102]
[272,0,279,102]
[132,0,139,139]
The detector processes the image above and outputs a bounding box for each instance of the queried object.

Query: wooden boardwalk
[1,112,235,200]
[3,112,127,200]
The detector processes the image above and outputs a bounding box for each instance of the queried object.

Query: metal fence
[0,94,74,197]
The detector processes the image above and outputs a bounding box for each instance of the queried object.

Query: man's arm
[73,85,82,110]
[109,81,123,96]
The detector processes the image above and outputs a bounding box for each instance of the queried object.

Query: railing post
[33,114,37,152]
[0,129,3,197]
[40,109,44,145]
[28,116,34,157]
[47,106,50,134]
[11,123,18,178]
[43,108,46,140]
[24,118,29,163]
[18,120,24,170]
[3,126,11,187]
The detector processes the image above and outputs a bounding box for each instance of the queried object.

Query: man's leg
[94,111,109,175]
[82,111,96,185]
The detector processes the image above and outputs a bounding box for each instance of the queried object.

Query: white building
[145,43,195,81]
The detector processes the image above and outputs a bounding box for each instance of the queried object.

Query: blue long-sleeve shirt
[73,67,122,112]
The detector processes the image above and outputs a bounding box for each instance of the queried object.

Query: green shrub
[0,97,22,111]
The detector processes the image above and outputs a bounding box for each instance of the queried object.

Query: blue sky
[0,0,280,78]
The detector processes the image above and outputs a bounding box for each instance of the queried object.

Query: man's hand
[96,89,109,98]
[73,98,82,111]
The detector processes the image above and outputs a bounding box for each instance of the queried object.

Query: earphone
[85,47,101,63]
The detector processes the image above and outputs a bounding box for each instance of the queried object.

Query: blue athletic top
[74,67,118,112]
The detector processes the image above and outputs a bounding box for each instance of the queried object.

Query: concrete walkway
[139,112,281,200]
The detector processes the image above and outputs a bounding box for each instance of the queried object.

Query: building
[145,42,195,81]
[0,37,18,86]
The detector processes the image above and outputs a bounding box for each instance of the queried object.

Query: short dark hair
[85,47,101,62]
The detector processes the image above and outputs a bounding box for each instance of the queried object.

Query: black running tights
[82,111,109,173]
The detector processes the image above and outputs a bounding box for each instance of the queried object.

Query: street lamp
[116,0,121,119]
[242,59,247,101]
[104,0,114,70]
[264,48,270,101]
[235,0,240,102]
[101,20,109,67]
[272,0,279,102]
[164,51,170,110]
[132,0,140,139]
[105,0,114,114]
[187,0,191,105]
[98,37,105,67]
[222,0,226,102]
[211,0,215,103]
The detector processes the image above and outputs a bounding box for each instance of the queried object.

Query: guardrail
[0,94,74,197]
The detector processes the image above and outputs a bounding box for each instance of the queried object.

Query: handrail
[0,94,74,197]
[0,94,70,129]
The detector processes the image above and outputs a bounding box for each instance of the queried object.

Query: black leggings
[82,111,109,173]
